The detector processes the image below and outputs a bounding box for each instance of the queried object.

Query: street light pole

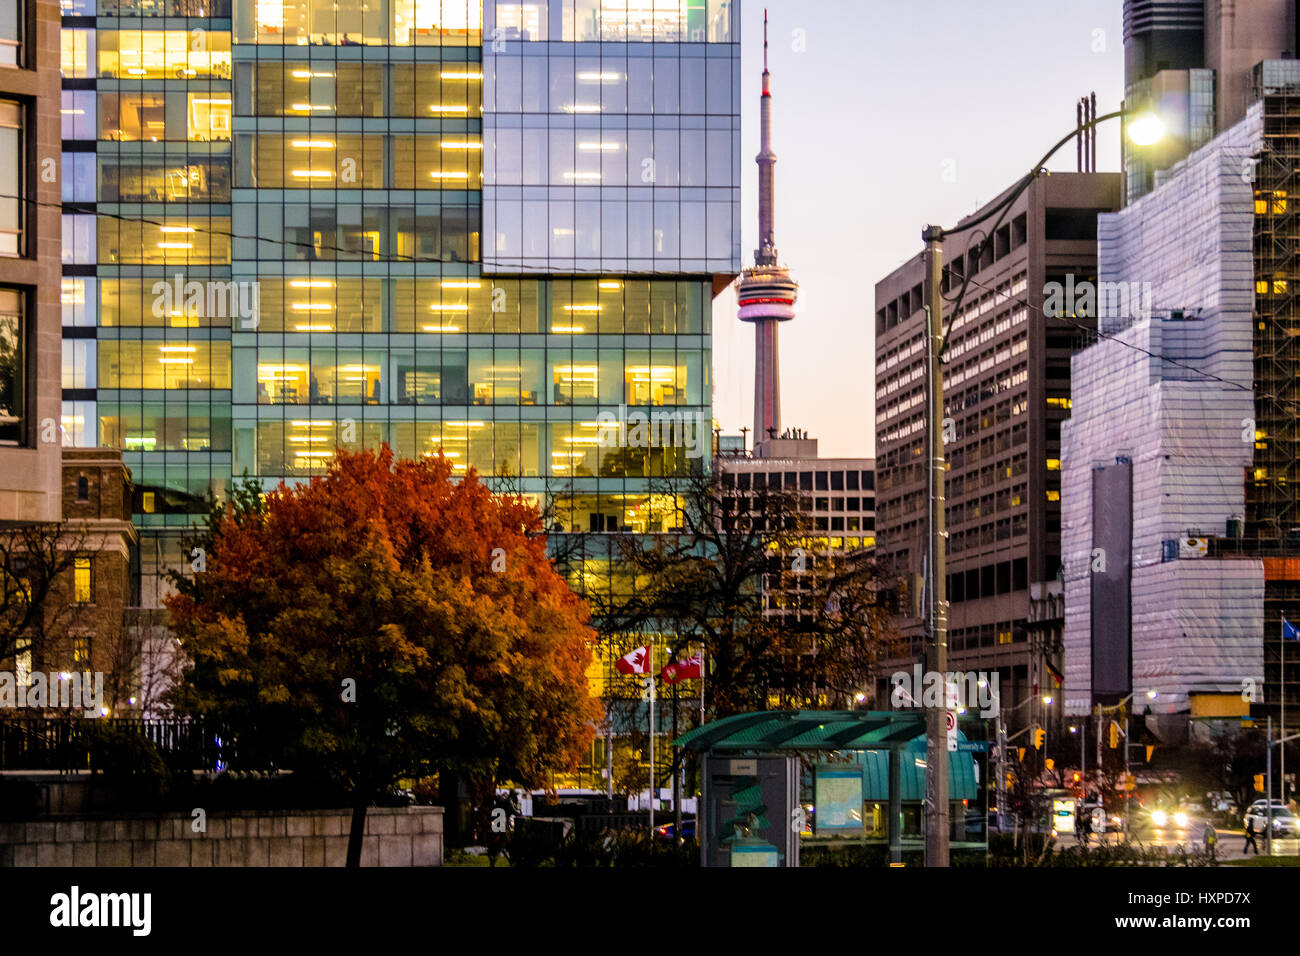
[1123,711,1130,837]
[922,225,950,868]
[1079,721,1086,804]
[1267,715,1273,857]
[994,692,1036,833]
[995,709,1007,833]
[913,104,1163,869]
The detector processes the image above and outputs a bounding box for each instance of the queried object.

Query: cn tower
[736,8,798,448]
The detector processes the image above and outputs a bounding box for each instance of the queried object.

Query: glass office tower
[59,0,742,649]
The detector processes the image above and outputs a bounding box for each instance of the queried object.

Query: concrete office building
[1123,0,1296,202]
[1,0,62,523]
[1064,86,1300,745]
[717,446,875,616]
[873,172,1122,729]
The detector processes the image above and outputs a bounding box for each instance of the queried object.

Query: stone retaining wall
[0,806,443,866]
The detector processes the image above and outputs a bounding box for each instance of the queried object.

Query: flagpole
[649,638,656,836]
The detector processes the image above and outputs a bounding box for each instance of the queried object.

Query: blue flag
[1284,618,1300,642]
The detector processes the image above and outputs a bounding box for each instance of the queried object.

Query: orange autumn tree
[166,447,601,866]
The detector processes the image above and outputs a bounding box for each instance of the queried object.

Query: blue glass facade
[481,1,740,273]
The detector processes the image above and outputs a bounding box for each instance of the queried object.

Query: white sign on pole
[946,679,959,752]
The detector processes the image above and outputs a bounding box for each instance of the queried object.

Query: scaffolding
[1252,89,1300,744]
[1250,90,1300,537]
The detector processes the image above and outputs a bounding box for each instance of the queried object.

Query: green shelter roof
[674,710,937,752]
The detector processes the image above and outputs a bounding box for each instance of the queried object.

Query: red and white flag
[615,645,652,675]
[662,653,703,685]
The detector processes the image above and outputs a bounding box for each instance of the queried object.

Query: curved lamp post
[920,108,1165,868]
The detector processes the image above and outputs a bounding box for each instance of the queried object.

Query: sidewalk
[1054,829,1298,862]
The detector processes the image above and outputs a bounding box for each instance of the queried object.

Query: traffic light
[1072,771,1081,784]
[1109,722,1120,749]
[1033,727,1045,749]
[1255,774,1266,793]
[1045,758,1055,771]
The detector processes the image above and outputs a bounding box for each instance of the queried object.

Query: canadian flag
[662,653,703,685]
[615,645,652,675]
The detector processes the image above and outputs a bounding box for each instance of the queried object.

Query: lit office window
[99,91,231,141]
[242,0,404,45]
[60,29,95,78]
[252,134,383,188]
[391,64,481,118]
[99,155,231,202]
[391,278,536,333]
[0,287,23,445]
[391,0,483,45]
[74,557,93,603]
[62,278,97,326]
[97,30,231,80]
[100,277,232,328]
[98,340,231,389]
[97,0,232,14]
[251,63,384,117]
[100,402,230,452]
[392,134,484,189]
[257,278,384,333]
[97,218,232,265]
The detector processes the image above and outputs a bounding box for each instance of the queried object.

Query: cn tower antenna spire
[756,7,776,264]
[763,8,769,76]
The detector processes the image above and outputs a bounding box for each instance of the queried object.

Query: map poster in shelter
[815,768,864,831]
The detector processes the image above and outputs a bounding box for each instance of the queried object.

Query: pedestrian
[1244,816,1259,855]
[1203,822,1218,858]
[1079,807,1092,846]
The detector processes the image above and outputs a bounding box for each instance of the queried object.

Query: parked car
[654,819,696,841]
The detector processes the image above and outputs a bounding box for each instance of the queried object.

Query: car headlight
[1174,812,1188,827]
[1151,810,1168,826]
